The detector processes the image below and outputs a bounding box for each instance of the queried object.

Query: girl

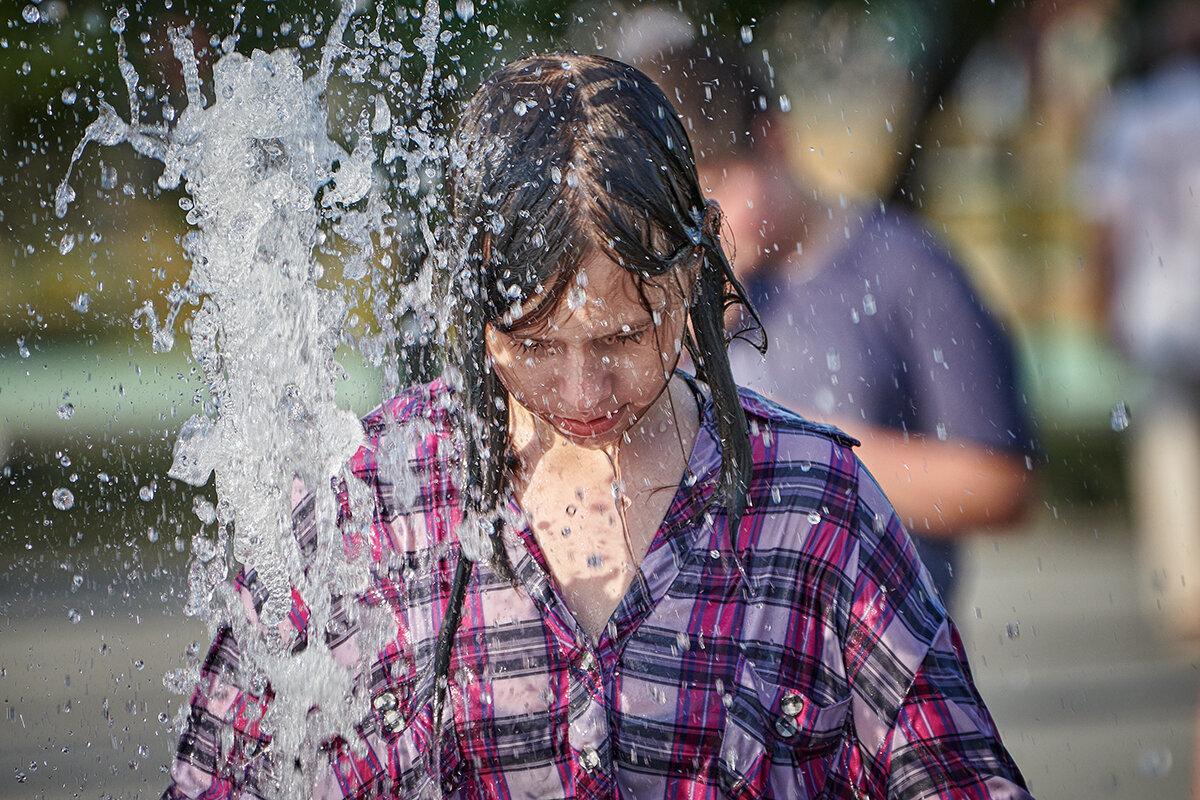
[165,54,1031,799]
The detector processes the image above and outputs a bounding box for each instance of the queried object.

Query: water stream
[56,3,451,793]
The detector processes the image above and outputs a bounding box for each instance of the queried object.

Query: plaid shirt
[164,379,1031,799]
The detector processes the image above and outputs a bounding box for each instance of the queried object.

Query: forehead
[524,253,673,336]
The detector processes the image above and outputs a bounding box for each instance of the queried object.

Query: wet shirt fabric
[163,379,1032,800]
[728,206,1032,598]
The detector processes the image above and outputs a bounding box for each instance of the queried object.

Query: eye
[512,337,559,357]
[604,329,647,347]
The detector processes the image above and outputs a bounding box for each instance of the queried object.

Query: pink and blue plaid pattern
[164,379,1031,799]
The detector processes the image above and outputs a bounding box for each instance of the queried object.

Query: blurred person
[618,23,1035,607]
[163,53,1032,799]
[1079,0,1200,640]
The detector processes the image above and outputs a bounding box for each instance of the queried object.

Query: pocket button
[774,714,799,738]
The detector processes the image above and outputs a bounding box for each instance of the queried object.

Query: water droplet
[67,608,81,624]
[565,504,577,517]
[825,348,840,372]
[740,25,753,44]
[134,659,145,671]
[71,292,91,313]
[935,422,948,441]
[57,397,75,420]
[779,94,791,113]
[1110,402,1130,432]
[58,233,75,255]
[110,7,128,33]
[371,94,391,134]
[862,293,877,316]
[1138,745,1173,778]
[485,24,498,38]
[61,87,77,105]
[566,286,586,310]
[17,337,30,358]
[193,498,217,527]
[147,526,159,543]
[22,5,40,23]
[559,526,571,537]
[550,165,563,184]
[52,488,75,511]
[138,484,155,502]
[1005,621,1019,640]
[455,0,474,22]
[71,574,83,591]
[514,100,527,117]
[100,164,118,191]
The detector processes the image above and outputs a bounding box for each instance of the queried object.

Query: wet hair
[445,52,763,571]
[428,56,764,719]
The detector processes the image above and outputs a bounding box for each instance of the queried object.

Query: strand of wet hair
[688,200,764,595]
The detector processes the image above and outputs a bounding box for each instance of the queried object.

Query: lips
[549,408,626,438]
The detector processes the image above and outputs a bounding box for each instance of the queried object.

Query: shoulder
[360,379,455,439]
[349,379,459,485]
[735,387,864,527]
[739,386,859,450]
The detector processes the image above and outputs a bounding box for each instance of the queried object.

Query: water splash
[57,3,449,794]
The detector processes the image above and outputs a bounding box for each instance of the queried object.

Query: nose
[556,346,613,417]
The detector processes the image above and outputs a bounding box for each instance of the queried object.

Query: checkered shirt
[163,379,1031,799]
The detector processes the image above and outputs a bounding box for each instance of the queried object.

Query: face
[698,158,777,279]
[486,250,690,449]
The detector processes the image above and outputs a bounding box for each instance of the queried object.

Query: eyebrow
[511,316,656,344]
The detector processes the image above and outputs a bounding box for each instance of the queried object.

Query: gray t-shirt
[729,206,1032,598]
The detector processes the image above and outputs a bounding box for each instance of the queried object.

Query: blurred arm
[839,419,1032,538]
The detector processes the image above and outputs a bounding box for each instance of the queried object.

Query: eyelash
[514,330,646,354]
[610,330,646,346]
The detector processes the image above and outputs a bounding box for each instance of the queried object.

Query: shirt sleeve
[841,456,1032,799]
[160,577,292,799]
[161,463,449,798]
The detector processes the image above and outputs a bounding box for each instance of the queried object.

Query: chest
[434,557,851,800]
[518,462,676,641]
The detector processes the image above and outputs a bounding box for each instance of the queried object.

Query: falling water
[56,2,448,795]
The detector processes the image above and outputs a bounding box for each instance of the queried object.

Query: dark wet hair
[429,55,764,721]
[445,52,762,567]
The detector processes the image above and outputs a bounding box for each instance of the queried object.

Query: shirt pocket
[718,655,850,800]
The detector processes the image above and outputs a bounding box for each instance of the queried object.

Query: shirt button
[382,709,404,733]
[780,693,804,717]
[372,690,398,713]
[774,715,798,738]
[579,746,601,771]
